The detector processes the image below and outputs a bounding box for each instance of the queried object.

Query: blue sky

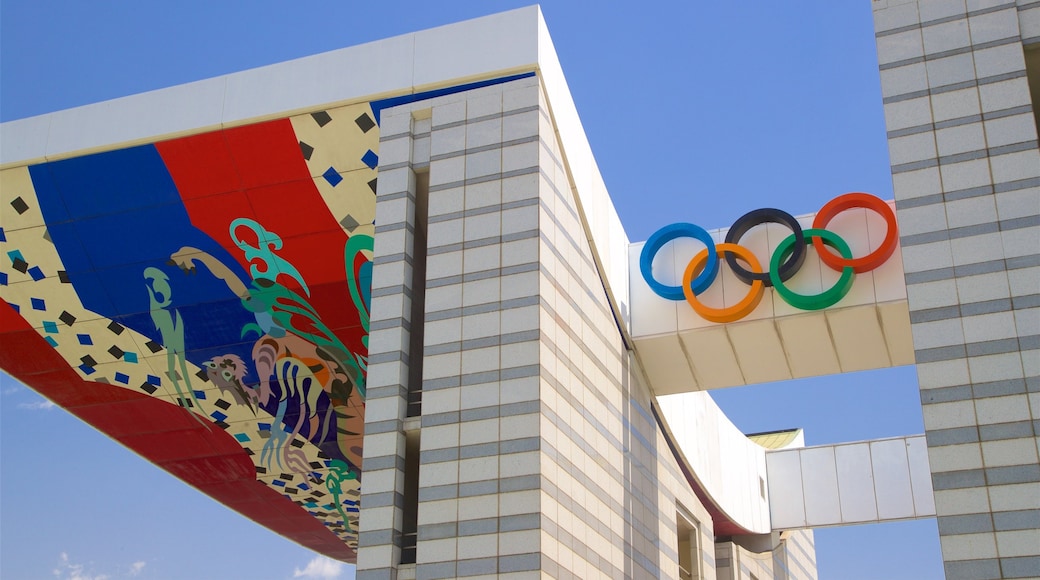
[1,1,943,578]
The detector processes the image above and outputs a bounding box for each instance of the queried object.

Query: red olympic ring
[811,192,898,274]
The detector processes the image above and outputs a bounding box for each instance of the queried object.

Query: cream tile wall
[532,81,710,579]
[872,1,1040,578]
[359,76,721,579]
[715,541,774,580]
[771,530,817,580]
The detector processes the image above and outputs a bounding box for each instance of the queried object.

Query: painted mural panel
[0,103,379,555]
[0,72,537,561]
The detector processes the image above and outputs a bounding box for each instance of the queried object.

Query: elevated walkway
[766,435,935,530]
[630,200,914,394]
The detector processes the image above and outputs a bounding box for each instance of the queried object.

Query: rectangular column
[412,78,547,579]
[357,110,422,580]
[873,1,1040,577]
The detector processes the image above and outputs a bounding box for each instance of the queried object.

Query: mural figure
[204,354,256,414]
[251,334,358,473]
[325,459,359,532]
[169,218,369,477]
[144,266,205,423]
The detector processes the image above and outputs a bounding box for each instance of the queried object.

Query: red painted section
[155,120,365,356]
[0,298,356,561]
[153,130,242,197]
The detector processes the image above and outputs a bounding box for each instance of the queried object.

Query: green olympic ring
[770,228,855,311]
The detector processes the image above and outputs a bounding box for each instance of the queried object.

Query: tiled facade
[358,77,724,580]
[872,0,1040,578]
[772,530,817,580]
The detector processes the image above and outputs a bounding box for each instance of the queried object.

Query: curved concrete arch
[657,391,772,535]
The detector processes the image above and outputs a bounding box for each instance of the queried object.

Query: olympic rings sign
[639,193,899,323]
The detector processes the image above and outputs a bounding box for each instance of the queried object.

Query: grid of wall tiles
[359,77,719,578]
[410,77,549,580]
[533,82,711,579]
[873,1,1040,578]
[772,530,817,580]
[358,107,423,578]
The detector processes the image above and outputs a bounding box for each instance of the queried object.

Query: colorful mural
[0,102,380,556]
[0,72,537,561]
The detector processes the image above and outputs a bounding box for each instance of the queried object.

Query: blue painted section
[322,167,342,187]
[28,145,257,383]
[369,71,537,124]
[360,150,378,169]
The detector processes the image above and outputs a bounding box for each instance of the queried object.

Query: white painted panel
[873,239,908,302]
[766,451,807,528]
[872,201,908,303]
[754,447,770,531]
[414,6,539,89]
[871,438,916,520]
[680,327,744,389]
[826,207,878,308]
[801,447,842,527]
[834,443,879,523]
[670,232,710,286]
[906,436,936,516]
[725,222,778,323]
[827,305,891,372]
[732,222,771,283]
[879,301,915,366]
[636,335,697,394]
[607,206,631,329]
[223,34,415,125]
[772,215,822,318]
[727,320,792,384]
[775,313,842,378]
[657,391,771,534]
[676,228,726,332]
[629,242,679,337]
[0,8,551,163]
[0,115,50,167]
[766,436,933,531]
[46,77,227,159]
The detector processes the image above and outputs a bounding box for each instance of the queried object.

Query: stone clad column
[873,1,1040,577]
[412,78,546,579]
[357,109,421,580]
[360,72,719,578]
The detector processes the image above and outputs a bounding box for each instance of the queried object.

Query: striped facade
[873,0,1040,577]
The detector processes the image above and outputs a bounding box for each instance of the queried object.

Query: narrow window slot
[406,170,429,417]
[400,429,420,564]
[1026,46,1040,138]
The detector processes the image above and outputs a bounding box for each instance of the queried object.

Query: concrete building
[0,4,1036,579]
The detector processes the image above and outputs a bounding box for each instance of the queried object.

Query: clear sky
[1,1,944,579]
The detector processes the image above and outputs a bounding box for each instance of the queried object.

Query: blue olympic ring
[639,223,718,301]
